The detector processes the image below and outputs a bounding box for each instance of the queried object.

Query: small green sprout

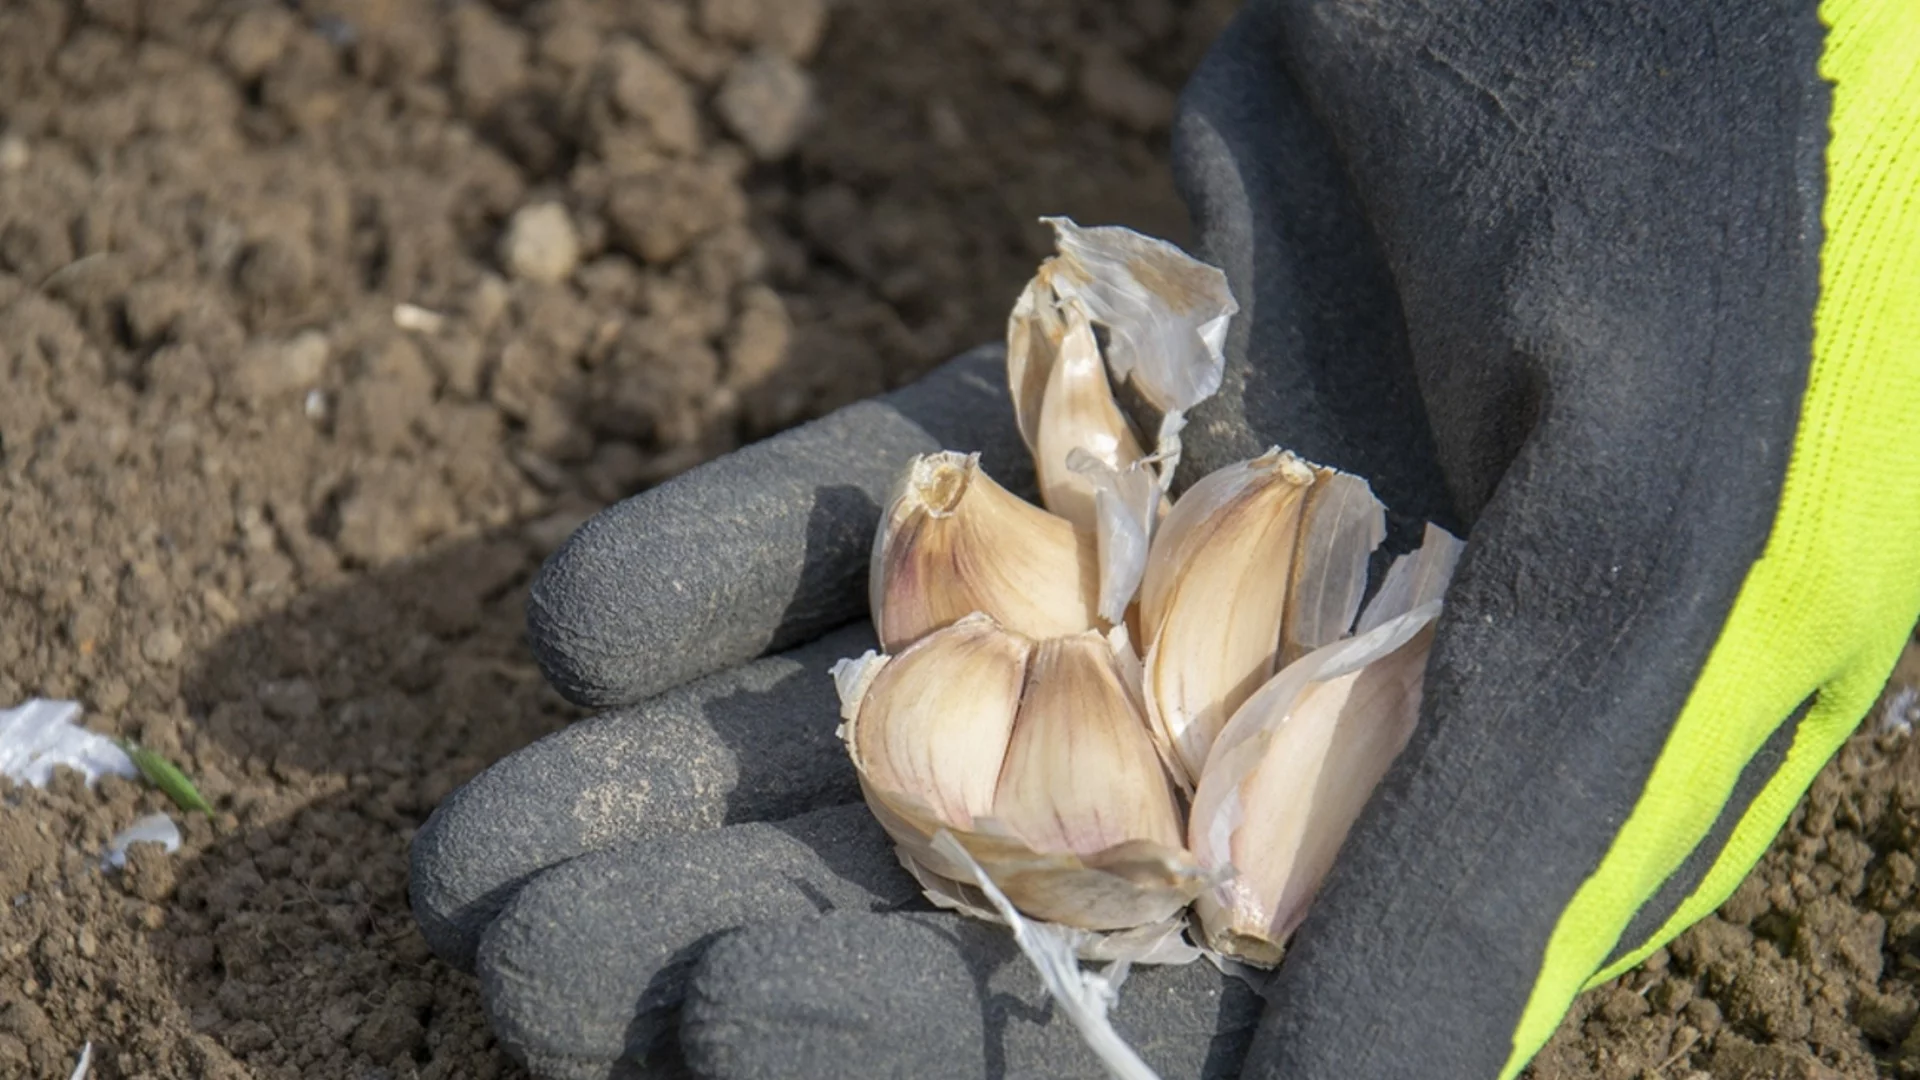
[116,739,213,815]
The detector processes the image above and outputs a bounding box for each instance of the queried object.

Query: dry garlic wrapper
[870,452,1101,653]
[1189,525,1463,965]
[1038,217,1236,444]
[836,614,1205,931]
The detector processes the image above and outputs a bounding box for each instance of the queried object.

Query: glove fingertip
[526,470,826,710]
[526,346,1028,709]
[682,912,1261,1080]
[681,914,991,1080]
[472,807,914,1076]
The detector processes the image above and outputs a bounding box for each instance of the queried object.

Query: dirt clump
[0,0,1229,1076]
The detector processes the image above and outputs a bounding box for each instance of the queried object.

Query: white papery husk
[893,814,1212,951]
[833,623,1211,937]
[929,833,1171,1080]
[0,699,138,788]
[1038,217,1236,437]
[1066,448,1162,625]
[1188,524,1464,965]
[1139,449,1387,786]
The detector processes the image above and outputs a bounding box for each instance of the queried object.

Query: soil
[0,0,1228,1076]
[1,3,1915,1080]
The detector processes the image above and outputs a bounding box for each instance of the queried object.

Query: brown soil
[1,3,1914,1079]
[0,0,1228,1076]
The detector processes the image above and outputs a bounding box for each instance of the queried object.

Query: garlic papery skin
[1038,217,1235,422]
[836,615,1207,932]
[1279,469,1387,667]
[1188,525,1463,965]
[1066,448,1160,627]
[991,633,1185,857]
[870,451,1101,653]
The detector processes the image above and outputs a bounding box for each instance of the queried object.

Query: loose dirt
[0,0,1227,1076]
[2,3,1914,1079]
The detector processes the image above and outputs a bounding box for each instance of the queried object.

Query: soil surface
[1,3,1915,1080]
[0,0,1226,1076]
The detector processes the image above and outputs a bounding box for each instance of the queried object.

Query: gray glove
[409,349,1261,1079]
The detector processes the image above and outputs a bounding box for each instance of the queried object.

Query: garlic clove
[842,614,1031,830]
[1139,450,1319,783]
[1189,616,1437,965]
[990,633,1186,858]
[870,451,1101,652]
[1189,524,1462,965]
[1138,450,1388,784]
[1031,304,1154,531]
[1007,274,1158,537]
[1006,274,1065,456]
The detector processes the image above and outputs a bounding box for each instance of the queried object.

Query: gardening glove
[408,1,1920,1078]
[1179,1,1920,1078]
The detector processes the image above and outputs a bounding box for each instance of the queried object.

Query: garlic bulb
[869,451,1101,653]
[836,615,1205,931]
[838,221,1462,971]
